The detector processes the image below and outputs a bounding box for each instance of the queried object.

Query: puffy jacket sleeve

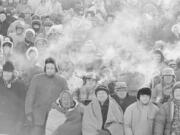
[25,76,37,116]
[153,105,166,135]
[124,107,133,135]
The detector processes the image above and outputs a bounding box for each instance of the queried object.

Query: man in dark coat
[110,82,136,112]
[25,57,69,135]
[0,61,27,135]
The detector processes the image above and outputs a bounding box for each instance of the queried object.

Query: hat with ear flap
[44,57,58,72]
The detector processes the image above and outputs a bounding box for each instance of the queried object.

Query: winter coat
[154,101,175,135]
[111,94,137,113]
[0,77,27,135]
[82,97,124,135]
[124,101,159,135]
[52,102,83,135]
[0,20,10,36]
[25,73,68,126]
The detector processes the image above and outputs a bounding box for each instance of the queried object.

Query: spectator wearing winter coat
[0,11,11,36]
[25,57,69,135]
[51,90,83,135]
[74,72,98,105]
[82,85,124,135]
[0,61,27,135]
[152,68,176,106]
[8,21,25,48]
[1,41,14,63]
[154,82,180,135]
[124,87,159,135]
[111,82,136,112]
[21,47,43,86]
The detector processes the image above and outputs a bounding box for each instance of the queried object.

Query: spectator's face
[16,28,24,35]
[163,75,174,84]
[46,63,56,76]
[115,88,127,99]
[3,46,11,55]
[107,17,113,23]
[0,13,6,22]
[86,79,97,88]
[96,91,108,103]
[3,71,13,81]
[139,95,150,105]
[174,89,180,100]
[153,53,162,63]
[61,92,72,109]
[28,51,37,61]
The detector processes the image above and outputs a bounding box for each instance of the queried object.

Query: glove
[97,129,111,135]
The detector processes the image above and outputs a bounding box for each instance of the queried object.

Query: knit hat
[137,87,151,100]
[95,85,109,95]
[44,57,58,72]
[172,82,180,97]
[3,61,14,72]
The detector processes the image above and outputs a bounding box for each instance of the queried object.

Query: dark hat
[3,61,14,72]
[2,41,13,48]
[44,57,58,72]
[95,85,109,95]
[137,87,151,100]
[172,82,180,97]
[32,20,41,26]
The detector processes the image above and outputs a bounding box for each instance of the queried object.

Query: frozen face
[153,53,162,63]
[163,75,173,84]
[60,92,72,109]
[0,13,6,22]
[3,46,11,55]
[139,95,150,105]
[45,63,56,76]
[96,90,108,103]
[115,88,127,99]
[3,71,13,81]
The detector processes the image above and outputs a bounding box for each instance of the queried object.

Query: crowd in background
[1,0,180,135]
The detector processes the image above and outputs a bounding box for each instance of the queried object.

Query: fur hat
[26,47,39,60]
[137,87,151,100]
[2,41,13,48]
[95,85,109,95]
[25,28,36,37]
[3,61,14,72]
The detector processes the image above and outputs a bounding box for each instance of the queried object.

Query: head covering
[25,28,36,37]
[114,82,127,90]
[172,82,180,98]
[137,87,151,100]
[3,61,14,72]
[2,41,13,48]
[162,68,175,77]
[26,47,38,60]
[95,85,109,95]
[44,57,58,72]
[58,90,74,107]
